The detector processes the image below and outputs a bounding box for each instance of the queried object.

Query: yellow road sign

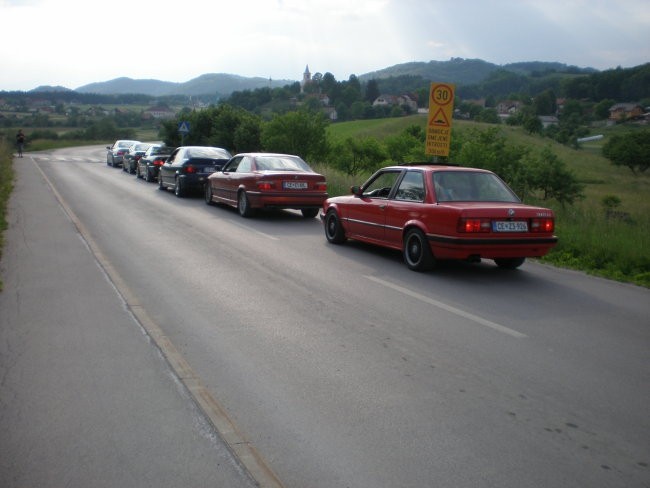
[426,83,455,157]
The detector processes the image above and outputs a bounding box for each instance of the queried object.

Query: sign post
[425,83,455,158]
[178,121,190,146]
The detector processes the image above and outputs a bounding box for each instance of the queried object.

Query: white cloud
[0,0,648,90]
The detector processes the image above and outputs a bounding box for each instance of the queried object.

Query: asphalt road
[2,146,649,488]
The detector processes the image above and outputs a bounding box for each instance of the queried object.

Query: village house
[142,105,175,120]
[495,100,523,115]
[608,103,645,122]
[372,94,418,112]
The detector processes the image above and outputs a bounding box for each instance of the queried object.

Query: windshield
[433,171,520,202]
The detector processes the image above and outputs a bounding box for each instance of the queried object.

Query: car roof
[232,152,301,159]
[384,163,491,173]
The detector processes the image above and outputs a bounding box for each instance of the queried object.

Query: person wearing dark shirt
[16,129,25,158]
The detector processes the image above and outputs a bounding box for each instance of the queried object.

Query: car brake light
[530,218,554,232]
[315,182,327,191]
[458,218,491,233]
[184,165,197,174]
[258,181,274,190]
[153,158,164,166]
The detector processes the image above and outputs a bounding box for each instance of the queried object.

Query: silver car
[106,139,140,167]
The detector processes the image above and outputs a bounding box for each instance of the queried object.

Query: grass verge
[0,140,16,291]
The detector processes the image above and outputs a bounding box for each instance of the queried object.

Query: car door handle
[379,204,387,210]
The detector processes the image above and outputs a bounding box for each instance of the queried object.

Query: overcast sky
[1,0,648,91]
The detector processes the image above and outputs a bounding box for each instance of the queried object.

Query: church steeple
[301,65,311,93]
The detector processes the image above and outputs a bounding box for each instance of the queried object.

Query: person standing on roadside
[16,129,25,158]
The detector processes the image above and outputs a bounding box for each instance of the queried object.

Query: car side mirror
[351,185,362,196]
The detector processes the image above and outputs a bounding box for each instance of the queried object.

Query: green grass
[0,140,16,291]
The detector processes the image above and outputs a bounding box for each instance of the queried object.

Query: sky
[1,0,648,91]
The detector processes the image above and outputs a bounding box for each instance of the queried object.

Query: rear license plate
[493,221,528,232]
[283,181,308,189]
[203,167,215,173]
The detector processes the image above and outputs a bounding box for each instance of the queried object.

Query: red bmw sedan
[205,153,328,218]
[322,164,557,271]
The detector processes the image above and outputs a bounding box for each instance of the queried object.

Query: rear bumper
[247,191,328,210]
[428,234,558,259]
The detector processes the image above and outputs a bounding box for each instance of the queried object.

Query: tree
[329,137,387,176]
[524,147,584,205]
[365,79,380,103]
[533,89,557,115]
[602,131,650,174]
[594,99,615,120]
[261,109,329,162]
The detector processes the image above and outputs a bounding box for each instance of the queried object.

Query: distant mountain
[75,73,294,97]
[27,59,600,97]
[32,85,74,92]
[358,58,597,85]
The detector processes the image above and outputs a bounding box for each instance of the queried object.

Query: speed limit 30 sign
[426,83,455,157]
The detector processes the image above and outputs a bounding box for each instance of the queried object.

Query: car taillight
[315,182,327,191]
[457,218,491,233]
[257,181,274,190]
[153,159,165,166]
[530,218,554,232]
[184,165,197,174]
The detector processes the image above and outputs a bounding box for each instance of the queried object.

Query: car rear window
[433,171,520,202]
[255,156,312,172]
[189,148,232,159]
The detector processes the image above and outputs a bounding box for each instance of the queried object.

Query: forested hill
[24,58,600,98]
[358,58,597,85]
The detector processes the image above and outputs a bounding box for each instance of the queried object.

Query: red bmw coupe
[322,164,557,271]
[205,153,328,218]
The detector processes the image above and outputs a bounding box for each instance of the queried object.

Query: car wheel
[145,169,153,182]
[403,228,434,271]
[204,183,214,205]
[158,174,165,191]
[238,190,253,218]
[174,178,185,198]
[301,208,319,219]
[494,257,526,269]
[135,166,141,178]
[324,209,346,244]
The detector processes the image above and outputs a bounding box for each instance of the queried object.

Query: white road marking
[229,220,280,240]
[364,275,527,338]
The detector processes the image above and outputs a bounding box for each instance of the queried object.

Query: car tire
[158,174,165,191]
[494,257,526,269]
[403,228,434,271]
[174,178,185,198]
[135,166,141,179]
[238,190,253,218]
[145,170,153,183]
[301,208,319,219]
[324,209,346,244]
[204,183,214,205]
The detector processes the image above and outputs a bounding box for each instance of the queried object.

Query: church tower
[301,65,311,93]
